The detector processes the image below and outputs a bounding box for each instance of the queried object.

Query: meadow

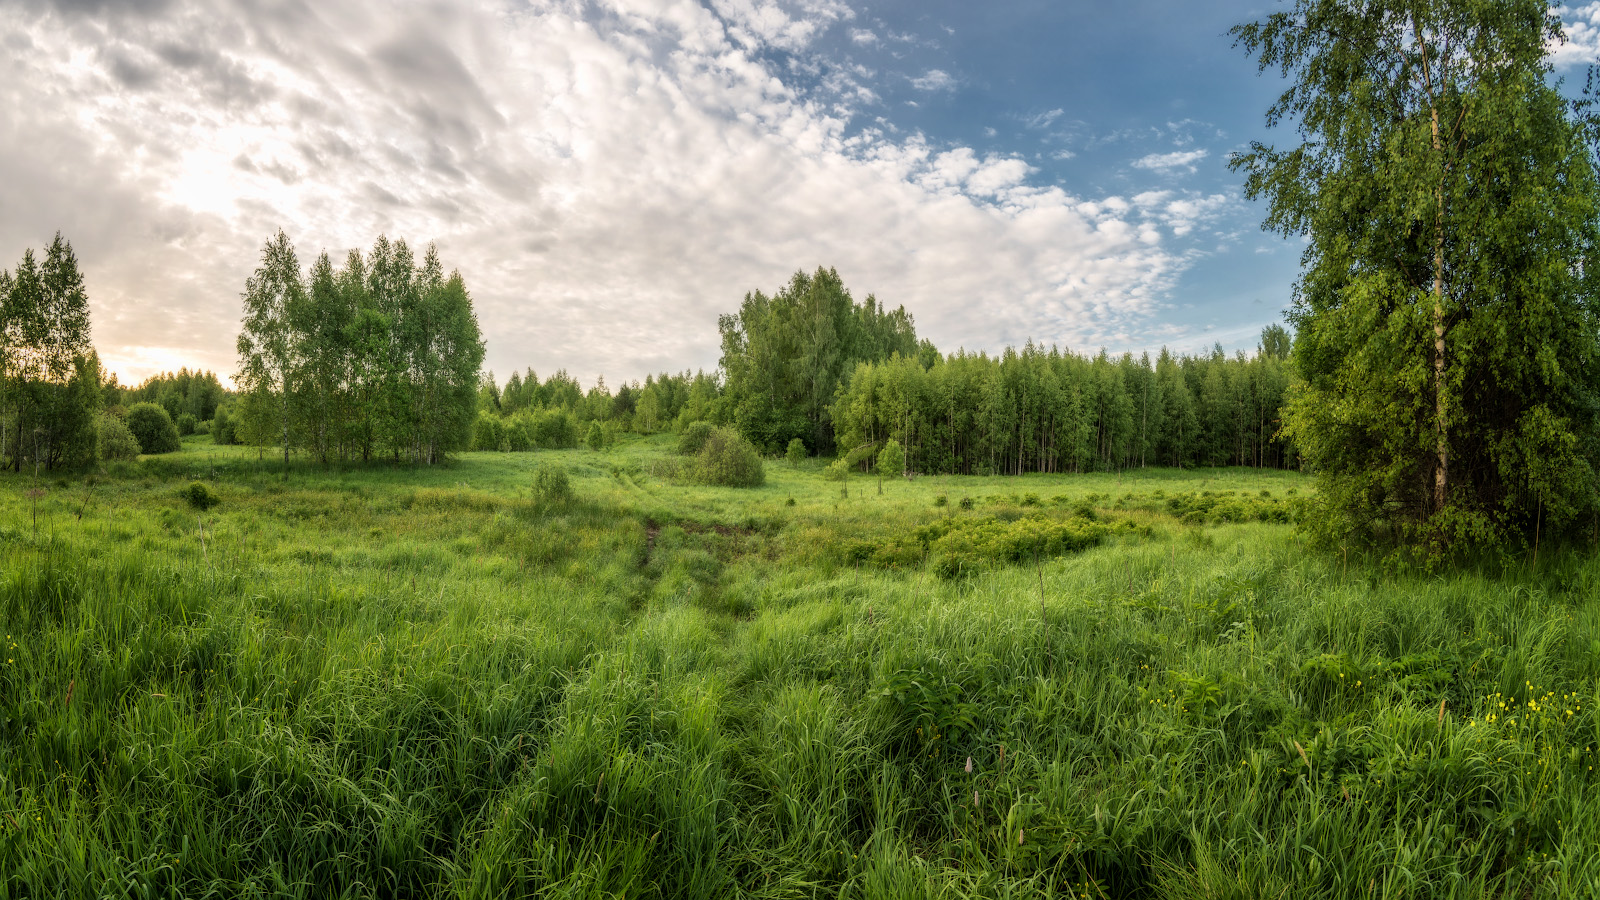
[2,436,1599,898]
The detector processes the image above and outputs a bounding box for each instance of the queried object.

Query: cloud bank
[1,0,1230,387]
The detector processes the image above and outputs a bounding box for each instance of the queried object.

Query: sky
[3,0,1600,390]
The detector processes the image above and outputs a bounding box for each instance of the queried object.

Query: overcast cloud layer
[3,0,1599,387]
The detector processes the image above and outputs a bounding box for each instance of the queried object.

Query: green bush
[126,402,181,454]
[532,409,579,449]
[532,463,573,505]
[472,412,505,451]
[95,414,141,461]
[678,421,715,456]
[176,413,198,436]
[212,406,238,445]
[688,427,765,487]
[786,438,806,468]
[586,421,604,452]
[179,481,219,510]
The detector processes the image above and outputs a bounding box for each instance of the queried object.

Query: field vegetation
[3,436,1599,898]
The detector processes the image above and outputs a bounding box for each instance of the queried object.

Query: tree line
[234,231,485,467]
[832,330,1293,476]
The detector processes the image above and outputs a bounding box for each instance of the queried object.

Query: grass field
[3,435,1599,898]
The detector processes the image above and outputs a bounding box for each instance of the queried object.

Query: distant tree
[585,421,604,452]
[786,437,806,468]
[176,413,197,437]
[126,402,180,454]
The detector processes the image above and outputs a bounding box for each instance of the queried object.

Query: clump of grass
[532,462,573,505]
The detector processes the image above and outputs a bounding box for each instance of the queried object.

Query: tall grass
[1,436,1597,897]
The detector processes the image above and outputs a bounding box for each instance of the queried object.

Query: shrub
[934,494,948,507]
[586,421,604,452]
[472,412,505,451]
[176,413,197,436]
[959,496,974,510]
[532,409,579,449]
[212,406,238,445]
[95,414,141,461]
[505,414,537,451]
[532,463,573,505]
[195,419,211,436]
[179,481,219,510]
[688,427,765,487]
[126,402,181,454]
[786,438,806,468]
[877,439,905,479]
[678,421,714,456]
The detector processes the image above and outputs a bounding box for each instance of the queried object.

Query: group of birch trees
[235,231,484,467]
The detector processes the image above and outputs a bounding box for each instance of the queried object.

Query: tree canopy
[1233,0,1600,548]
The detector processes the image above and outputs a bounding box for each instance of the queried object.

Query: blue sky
[2,0,1597,387]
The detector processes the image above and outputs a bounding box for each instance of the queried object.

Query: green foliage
[876,438,904,480]
[234,233,484,466]
[175,412,197,436]
[178,481,219,510]
[585,421,604,452]
[719,266,921,454]
[1234,0,1600,549]
[94,413,140,462]
[211,405,238,445]
[678,421,714,456]
[0,234,99,471]
[785,437,806,468]
[1165,491,1297,525]
[916,513,1122,580]
[472,411,505,451]
[831,339,1294,476]
[531,462,573,505]
[687,427,765,487]
[125,402,180,455]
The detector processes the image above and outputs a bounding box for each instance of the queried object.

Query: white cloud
[1131,149,1209,173]
[909,68,957,92]
[1,0,1213,387]
[1026,108,1064,130]
[1552,4,1600,66]
[849,27,878,45]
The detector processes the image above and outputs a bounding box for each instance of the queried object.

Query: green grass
[2,435,1599,898]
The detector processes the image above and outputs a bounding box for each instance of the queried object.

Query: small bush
[786,437,806,468]
[179,482,219,510]
[126,402,181,454]
[934,494,948,507]
[958,496,974,510]
[96,414,141,461]
[195,420,211,435]
[212,406,238,445]
[678,421,715,455]
[586,421,604,452]
[532,463,573,505]
[689,427,765,487]
[176,413,198,436]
